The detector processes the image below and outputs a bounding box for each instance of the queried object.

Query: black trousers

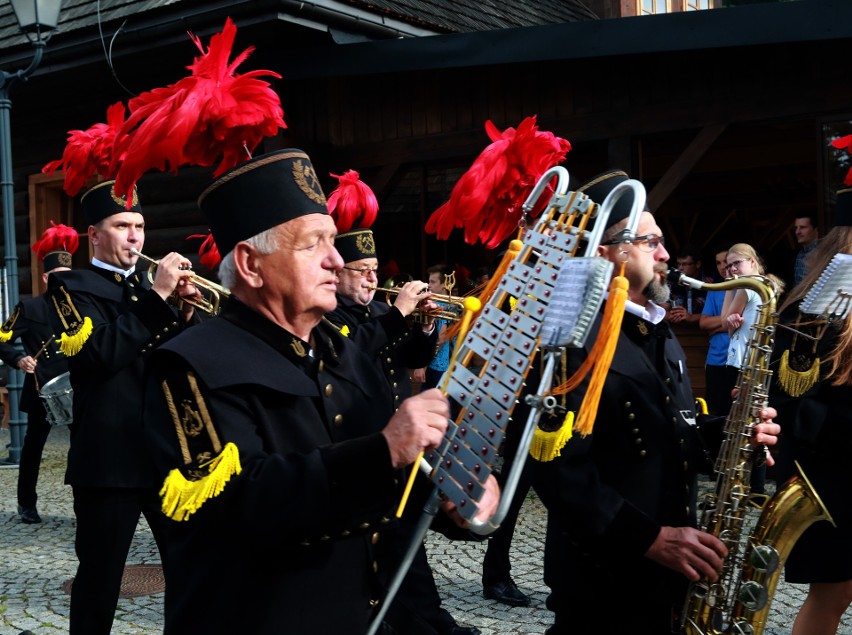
[70,486,170,635]
[17,403,52,508]
[703,363,732,417]
[481,417,534,586]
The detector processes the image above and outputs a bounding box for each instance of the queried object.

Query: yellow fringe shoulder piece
[777,349,820,397]
[530,410,574,462]
[340,324,350,337]
[572,273,629,437]
[57,316,93,356]
[160,441,242,522]
[0,306,20,342]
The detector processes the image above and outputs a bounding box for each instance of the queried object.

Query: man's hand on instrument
[440,474,501,529]
[151,252,194,301]
[16,355,36,373]
[645,526,728,582]
[393,281,431,318]
[382,388,448,468]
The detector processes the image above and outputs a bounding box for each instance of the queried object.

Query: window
[640,0,670,14]
[685,0,711,9]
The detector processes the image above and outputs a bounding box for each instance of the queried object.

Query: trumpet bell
[371,285,464,322]
[130,249,231,315]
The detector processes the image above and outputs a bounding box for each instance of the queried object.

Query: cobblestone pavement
[1,426,851,634]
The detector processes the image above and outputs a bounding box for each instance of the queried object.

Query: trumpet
[369,285,464,322]
[131,249,231,315]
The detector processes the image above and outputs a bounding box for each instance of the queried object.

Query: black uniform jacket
[49,266,187,488]
[768,303,852,514]
[144,299,406,635]
[327,294,435,407]
[0,295,69,413]
[535,310,710,583]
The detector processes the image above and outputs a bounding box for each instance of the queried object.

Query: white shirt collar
[91,257,135,279]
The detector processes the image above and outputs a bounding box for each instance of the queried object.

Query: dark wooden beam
[647,123,727,210]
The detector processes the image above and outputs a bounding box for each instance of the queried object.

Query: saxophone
[668,270,834,635]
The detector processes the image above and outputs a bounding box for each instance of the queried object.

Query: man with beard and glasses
[532,170,781,635]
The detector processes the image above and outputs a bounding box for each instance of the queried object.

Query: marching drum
[39,371,73,426]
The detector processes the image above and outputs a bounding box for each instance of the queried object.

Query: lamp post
[0,0,62,464]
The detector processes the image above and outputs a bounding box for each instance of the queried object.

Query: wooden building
[0,0,850,312]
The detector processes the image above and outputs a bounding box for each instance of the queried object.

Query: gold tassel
[777,349,820,397]
[160,441,242,521]
[572,273,629,436]
[529,410,574,462]
[57,317,93,356]
[0,329,13,342]
[340,325,350,337]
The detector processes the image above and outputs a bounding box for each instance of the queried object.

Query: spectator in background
[666,244,711,327]
[699,246,732,416]
[722,243,785,495]
[793,214,820,285]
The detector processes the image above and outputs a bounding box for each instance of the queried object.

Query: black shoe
[441,627,480,635]
[483,579,531,607]
[18,505,41,524]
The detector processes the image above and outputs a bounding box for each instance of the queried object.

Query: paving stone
[3,426,852,634]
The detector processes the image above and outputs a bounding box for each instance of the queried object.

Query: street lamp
[0,0,62,464]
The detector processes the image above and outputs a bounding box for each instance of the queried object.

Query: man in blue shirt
[699,247,732,416]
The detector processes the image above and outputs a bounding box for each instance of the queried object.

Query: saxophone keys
[736,580,768,612]
[748,544,780,573]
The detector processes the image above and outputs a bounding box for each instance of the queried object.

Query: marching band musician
[47,180,199,635]
[532,170,781,634]
[327,213,480,635]
[142,149,499,635]
[0,222,75,524]
[769,187,852,635]
[326,215,437,410]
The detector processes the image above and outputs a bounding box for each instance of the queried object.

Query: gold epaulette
[51,287,92,356]
[0,305,20,342]
[777,349,820,397]
[158,371,242,521]
[530,410,574,462]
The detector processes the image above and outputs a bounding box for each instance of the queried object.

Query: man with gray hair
[144,149,498,635]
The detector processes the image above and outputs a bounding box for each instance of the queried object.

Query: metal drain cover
[61,564,165,598]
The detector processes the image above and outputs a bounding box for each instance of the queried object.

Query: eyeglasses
[601,234,665,252]
[341,266,378,277]
[725,259,748,272]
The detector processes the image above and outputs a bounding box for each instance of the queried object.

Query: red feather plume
[187,232,222,270]
[327,170,379,233]
[113,17,287,206]
[32,221,80,260]
[832,134,852,185]
[425,116,571,248]
[41,102,127,196]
